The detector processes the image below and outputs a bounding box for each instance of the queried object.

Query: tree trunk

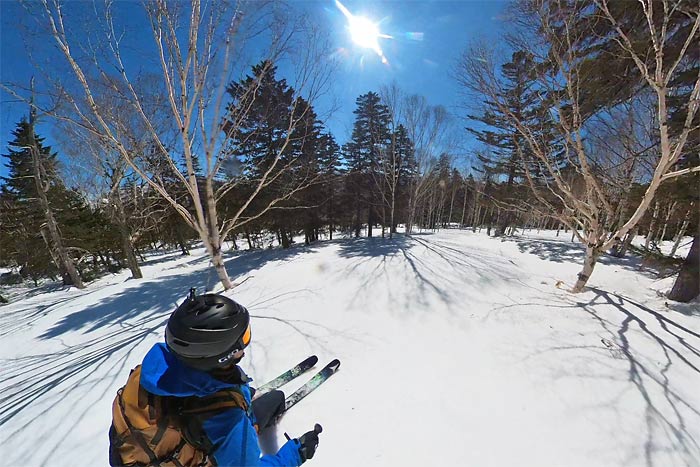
[472,203,480,233]
[113,203,142,278]
[448,186,456,228]
[389,195,395,238]
[177,230,190,255]
[354,200,362,238]
[208,241,232,290]
[406,183,416,235]
[367,205,374,238]
[40,227,65,278]
[460,184,468,228]
[658,201,677,244]
[668,233,700,302]
[610,227,637,258]
[30,131,84,289]
[645,201,660,249]
[572,241,601,293]
[381,205,386,238]
[280,230,290,249]
[485,207,493,236]
[670,208,692,257]
[202,179,233,290]
[121,231,143,279]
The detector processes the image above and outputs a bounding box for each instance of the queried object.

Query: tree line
[0,0,697,302]
[0,62,463,290]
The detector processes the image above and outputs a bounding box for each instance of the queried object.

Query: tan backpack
[109,365,249,467]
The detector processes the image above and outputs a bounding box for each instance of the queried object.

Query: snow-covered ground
[1,229,698,467]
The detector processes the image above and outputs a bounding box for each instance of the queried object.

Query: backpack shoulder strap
[180,389,248,416]
[178,386,251,453]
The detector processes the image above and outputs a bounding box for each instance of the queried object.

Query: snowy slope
[1,230,698,467]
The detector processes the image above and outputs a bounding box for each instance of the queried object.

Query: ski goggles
[230,323,251,353]
[218,324,252,365]
[240,324,252,349]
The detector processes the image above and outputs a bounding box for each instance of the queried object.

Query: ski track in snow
[0,229,698,467]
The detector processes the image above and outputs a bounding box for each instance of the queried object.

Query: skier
[109,289,322,467]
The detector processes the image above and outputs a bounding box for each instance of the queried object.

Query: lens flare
[335,0,391,64]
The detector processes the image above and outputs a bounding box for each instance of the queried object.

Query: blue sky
[0,0,508,180]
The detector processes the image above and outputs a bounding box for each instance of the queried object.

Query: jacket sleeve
[202,407,302,467]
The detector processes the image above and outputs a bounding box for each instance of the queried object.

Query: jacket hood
[139,342,238,397]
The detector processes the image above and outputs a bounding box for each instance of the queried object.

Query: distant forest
[1,0,697,301]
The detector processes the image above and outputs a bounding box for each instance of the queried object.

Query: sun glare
[336,0,390,64]
[348,16,380,50]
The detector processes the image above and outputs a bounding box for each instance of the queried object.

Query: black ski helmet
[165,289,251,371]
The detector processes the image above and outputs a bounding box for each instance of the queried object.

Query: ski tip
[327,359,341,371]
[305,355,319,366]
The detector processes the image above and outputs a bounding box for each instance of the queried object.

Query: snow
[1,229,699,467]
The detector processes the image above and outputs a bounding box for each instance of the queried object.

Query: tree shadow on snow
[336,234,411,259]
[337,233,520,314]
[0,243,330,464]
[543,287,700,466]
[0,311,168,464]
[33,243,321,340]
[500,236,669,280]
[225,242,321,277]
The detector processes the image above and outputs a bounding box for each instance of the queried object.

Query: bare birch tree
[7,0,333,290]
[379,83,406,238]
[402,94,452,234]
[458,0,700,292]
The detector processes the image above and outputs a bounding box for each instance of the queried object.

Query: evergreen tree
[301,131,342,241]
[0,117,82,285]
[224,61,327,247]
[391,124,416,232]
[467,50,541,235]
[1,119,61,198]
[226,61,297,183]
[345,91,392,237]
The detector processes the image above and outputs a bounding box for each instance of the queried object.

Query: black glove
[297,423,322,462]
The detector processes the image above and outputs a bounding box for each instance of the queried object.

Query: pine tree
[467,50,540,235]
[0,191,56,283]
[310,132,342,240]
[391,124,415,233]
[0,116,83,287]
[226,60,297,183]
[345,91,392,237]
[224,61,327,248]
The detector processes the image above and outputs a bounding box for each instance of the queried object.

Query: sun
[336,0,391,64]
[348,15,380,50]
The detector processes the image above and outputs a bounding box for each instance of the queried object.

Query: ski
[254,355,319,399]
[283,359,341,411]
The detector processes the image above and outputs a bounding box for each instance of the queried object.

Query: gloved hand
[297,423,322,462]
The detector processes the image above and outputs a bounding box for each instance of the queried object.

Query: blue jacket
[139,343,303,467]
